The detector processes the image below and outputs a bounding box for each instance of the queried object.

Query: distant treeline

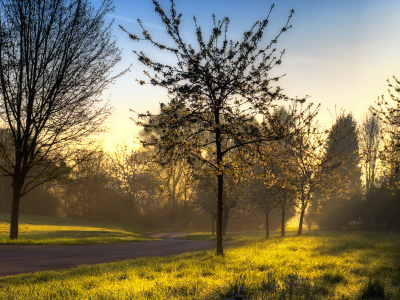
[310,185,400,231]
[0,172,292,232]
[1,107,400,235]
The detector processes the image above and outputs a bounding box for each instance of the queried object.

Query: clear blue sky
[94,0,400,151]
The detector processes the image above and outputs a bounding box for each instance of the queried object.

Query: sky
[93,0,400,152]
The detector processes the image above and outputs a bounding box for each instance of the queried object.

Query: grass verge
[1,231,399,299]
[0,214,155,245]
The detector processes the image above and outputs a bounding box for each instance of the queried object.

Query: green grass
[0,214,156,244]
[1,231,400,299]
[182,230,298,243]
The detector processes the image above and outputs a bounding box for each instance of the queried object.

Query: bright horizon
[95,0,400,152]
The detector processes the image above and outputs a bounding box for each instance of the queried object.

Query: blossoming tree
[123,0,309,255]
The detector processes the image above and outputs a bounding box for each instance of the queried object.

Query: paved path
[0,232,215,277]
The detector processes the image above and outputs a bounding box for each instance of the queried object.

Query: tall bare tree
[109,142,161,220]
[278,109,355,236]
[123,0,310,255]
[359,110,382,192]
[62,148,109,219]
[248,162,278,238]
[0,0,121,239]
[372,76,400,180]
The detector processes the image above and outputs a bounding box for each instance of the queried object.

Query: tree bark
[266,209,269,239]
[215,108,224,256]
[10,180,23,239]
[281,206,285,237]
[298,207,306,236]
[181,199,188,229]
[222,204,230,236]
[217,172,224,255]
[298,186,307,236]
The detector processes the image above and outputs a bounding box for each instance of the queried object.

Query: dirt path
[144,232,192,239]
[0,233,214,277]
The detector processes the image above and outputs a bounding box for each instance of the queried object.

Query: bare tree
[109,142,161,220]
[192,174,217,234]
[248,162,278,238]
[372,76,400,181]
[263,109,297,238]
[303,200,319,231]
[278,109,356,236]
[62,148,109,219]
[159,159,198,229]
[123,0,309,256]
[247,134,298,239]
[0,0,122,239]
[358,110,382,192]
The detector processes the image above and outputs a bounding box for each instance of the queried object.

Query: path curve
[144,232,192,239]
[0,232,214,277]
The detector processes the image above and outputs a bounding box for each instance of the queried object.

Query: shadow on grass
[0,229,155,245]
[0,213,150,234]
[17,230,140,237]
[308,231,400,257]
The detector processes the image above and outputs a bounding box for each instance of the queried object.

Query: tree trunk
[182,180,188,229]
[10,180,23,239]
[130,199,138,225]
[281,206,285,237]
[215,108,224,256]
[222,204,230,236]
[168,170,179,228]
[298,208,306,236]
[181,200,188,229]
[212,216,215,236]
[298,187,307,236]
[217,172,224,255]
[171,196,176,228]
[266,209,269,239]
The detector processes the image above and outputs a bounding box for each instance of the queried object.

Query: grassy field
[1,231,399,299]
[182,230,299,244]
[0,214,155,244]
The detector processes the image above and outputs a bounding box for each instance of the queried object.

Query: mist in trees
[4,94,400,237]
[61,149,109,219]
[311,78,400,231]
[2,0,400,250]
